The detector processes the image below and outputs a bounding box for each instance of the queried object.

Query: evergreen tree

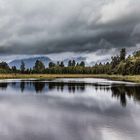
[72,60,76,66]
[34,60,45,73]
[68,60,72,67]
[57,61,60,66]
[120,48,126,61]
[80,61,85,67]
[11,66,17,73]
[60,61,64,67]
[76,63,79,66]
[20,61,25,73]
[0,62,10,70]
[49,62,55,68]
[111,56,120,69]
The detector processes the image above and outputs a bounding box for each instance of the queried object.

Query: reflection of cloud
[0,95,139,140]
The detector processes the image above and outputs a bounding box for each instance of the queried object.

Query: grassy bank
[0,74,140,83]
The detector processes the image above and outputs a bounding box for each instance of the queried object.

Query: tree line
[0,48,140,75]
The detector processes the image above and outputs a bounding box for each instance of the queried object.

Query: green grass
[0,74,140,83]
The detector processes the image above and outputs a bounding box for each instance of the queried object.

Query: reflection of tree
[111,85,127,107]
[48,82,85,93]
[11,82,16,86]
[0,82,8,90]
[33,82,45,93]
[90,84,140,107]
[120,94,126,107]
[111,85,140,107]
[20,81,25,92]
[1,80,140,108]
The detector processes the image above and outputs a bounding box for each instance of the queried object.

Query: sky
[0,0,140,62]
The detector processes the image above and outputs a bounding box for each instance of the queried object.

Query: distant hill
[9,56,52,69]
[9,56,89,69]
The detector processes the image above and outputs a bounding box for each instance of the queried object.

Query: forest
[0,48,140,75]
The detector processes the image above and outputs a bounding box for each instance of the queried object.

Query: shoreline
[0,74,139,83]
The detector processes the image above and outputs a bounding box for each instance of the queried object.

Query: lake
[0,78,140,140]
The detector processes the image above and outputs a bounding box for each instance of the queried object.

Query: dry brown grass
[0,74,139,83]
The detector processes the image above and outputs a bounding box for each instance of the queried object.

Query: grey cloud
[0,0,140,54]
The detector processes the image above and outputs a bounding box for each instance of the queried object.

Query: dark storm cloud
[0,0,140,54]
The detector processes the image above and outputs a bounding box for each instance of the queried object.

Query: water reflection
[0,80,140,107]
[0,79,139,140]
[111,85,140,107]
[48,82,85,93]
[20,81,25,92]
[0,82,8,90]
[33,82,45,93]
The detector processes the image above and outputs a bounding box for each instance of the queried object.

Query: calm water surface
[0,78,140,140]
